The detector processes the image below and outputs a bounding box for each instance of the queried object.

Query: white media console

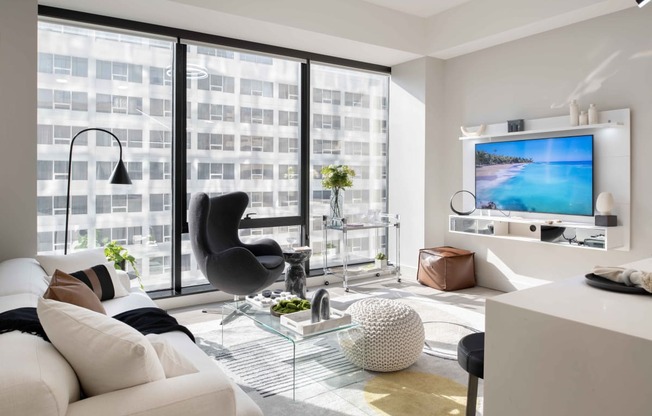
[449,214,624,250]
[457,108,630,251]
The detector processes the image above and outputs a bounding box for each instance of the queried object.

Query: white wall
[389,57,447,273]
[0,0,37,261]
[442,6,652,291]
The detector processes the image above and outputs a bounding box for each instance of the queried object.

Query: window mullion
[172,41,187,294]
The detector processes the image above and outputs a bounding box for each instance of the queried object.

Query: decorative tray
[280,309,352,336]
[245,291,298,308]
[584,273,650,295]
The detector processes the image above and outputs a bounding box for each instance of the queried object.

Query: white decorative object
[339,298,424,372]
[280,309,351,336]
[570,99,579,126]
[579,111,588,126]
[460,124,486,137]
[375,259,388,269]
[596,192,615,215]
[588,104,598,124]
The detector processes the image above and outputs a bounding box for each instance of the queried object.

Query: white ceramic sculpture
[596,192,614,215]
[460,124,486,137]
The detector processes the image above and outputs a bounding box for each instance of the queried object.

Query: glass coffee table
[220,301,364,400]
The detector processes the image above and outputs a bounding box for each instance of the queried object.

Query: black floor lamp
[64,128,132,255]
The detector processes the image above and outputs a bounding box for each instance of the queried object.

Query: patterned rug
[186,281,487,415]
[195,330,362,399]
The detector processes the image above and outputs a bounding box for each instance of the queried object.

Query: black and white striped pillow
[69,263,129,300]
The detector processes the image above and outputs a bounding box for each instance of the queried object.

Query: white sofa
[0,257,263,416]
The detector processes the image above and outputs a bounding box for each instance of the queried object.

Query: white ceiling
[41,0,637,66]
[359,0,473,18]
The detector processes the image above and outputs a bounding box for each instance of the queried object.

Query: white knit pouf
[339,298,425,372]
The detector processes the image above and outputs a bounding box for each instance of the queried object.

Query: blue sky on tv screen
[476,135,593,162]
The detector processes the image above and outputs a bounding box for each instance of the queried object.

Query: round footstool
[340,298,425,372]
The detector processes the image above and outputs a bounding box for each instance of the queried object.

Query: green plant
[104,241,143,290]
[375,252,387,260]
[321,165,355,190]
[321,165,355,220]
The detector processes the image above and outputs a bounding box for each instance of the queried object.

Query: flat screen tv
[475,134,594,216]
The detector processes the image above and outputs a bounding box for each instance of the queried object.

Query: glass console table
[322,214,401,291]
[220,302,363,401]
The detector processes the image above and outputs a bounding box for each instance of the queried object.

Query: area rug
[186,281,486,415]
[195,329,362,399]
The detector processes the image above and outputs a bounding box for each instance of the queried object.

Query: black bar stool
[457,332,485,416]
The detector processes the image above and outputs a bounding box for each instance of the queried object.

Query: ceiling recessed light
[637,0,650,7]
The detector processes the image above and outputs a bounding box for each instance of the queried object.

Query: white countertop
[489,258,652,341]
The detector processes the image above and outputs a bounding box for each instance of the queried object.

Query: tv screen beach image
[475,135,593,216]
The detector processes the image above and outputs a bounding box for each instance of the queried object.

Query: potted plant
[104,241,143,290]
[321,164,355,222]
[375,252,388,269]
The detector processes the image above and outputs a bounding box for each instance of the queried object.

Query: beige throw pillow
[146,334,198,378]
[37,298,165,397]
[44,269,106,314]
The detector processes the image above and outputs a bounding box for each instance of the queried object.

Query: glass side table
[322,214,401,291]
[220,301,363,401]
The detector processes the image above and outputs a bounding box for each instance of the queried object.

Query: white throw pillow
[36,249,129,299]
[146,334,198,378]
[37,297,165,397]
[36,248,107,276]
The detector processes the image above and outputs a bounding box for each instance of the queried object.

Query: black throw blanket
[0,306,194,343]
[0,307,50,341]
[113,307,195,342]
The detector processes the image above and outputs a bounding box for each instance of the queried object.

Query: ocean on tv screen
[474,135,593,216]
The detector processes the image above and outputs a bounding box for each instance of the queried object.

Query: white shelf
[449,215,624,251]
[459,121,623,141]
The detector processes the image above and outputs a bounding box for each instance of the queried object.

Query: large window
[310,64,389,269]
[37,10,389,296]
[37,21,174,291]
[185,44,302,287]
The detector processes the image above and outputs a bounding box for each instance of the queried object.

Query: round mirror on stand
[450,190,476,216]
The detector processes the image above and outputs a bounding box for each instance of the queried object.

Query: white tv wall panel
[460,108,630,251]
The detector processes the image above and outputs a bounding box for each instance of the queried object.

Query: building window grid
[241,136,274,152]
[279,83,299,100]
[197,133,235,150]
[313,88,341,105]
[279,137,299,153]
[241,78,274,97]
[279,110,299,127]
[241,107,273,125]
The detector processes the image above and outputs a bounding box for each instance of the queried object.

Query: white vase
[375,259,387,269]
[588,104,598,124]
[569,100,579,126]
[579,111,588,126]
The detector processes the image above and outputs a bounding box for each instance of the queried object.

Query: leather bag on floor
[417,246,475,291]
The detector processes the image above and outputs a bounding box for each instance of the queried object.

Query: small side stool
[457,332,485,416]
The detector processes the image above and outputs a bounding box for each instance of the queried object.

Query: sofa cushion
[0,331,80,416]
[36,248,107,276]
[37,298,166,397]
[0,258,49,298]
[44,270,106,314]
[146,333,198,378]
